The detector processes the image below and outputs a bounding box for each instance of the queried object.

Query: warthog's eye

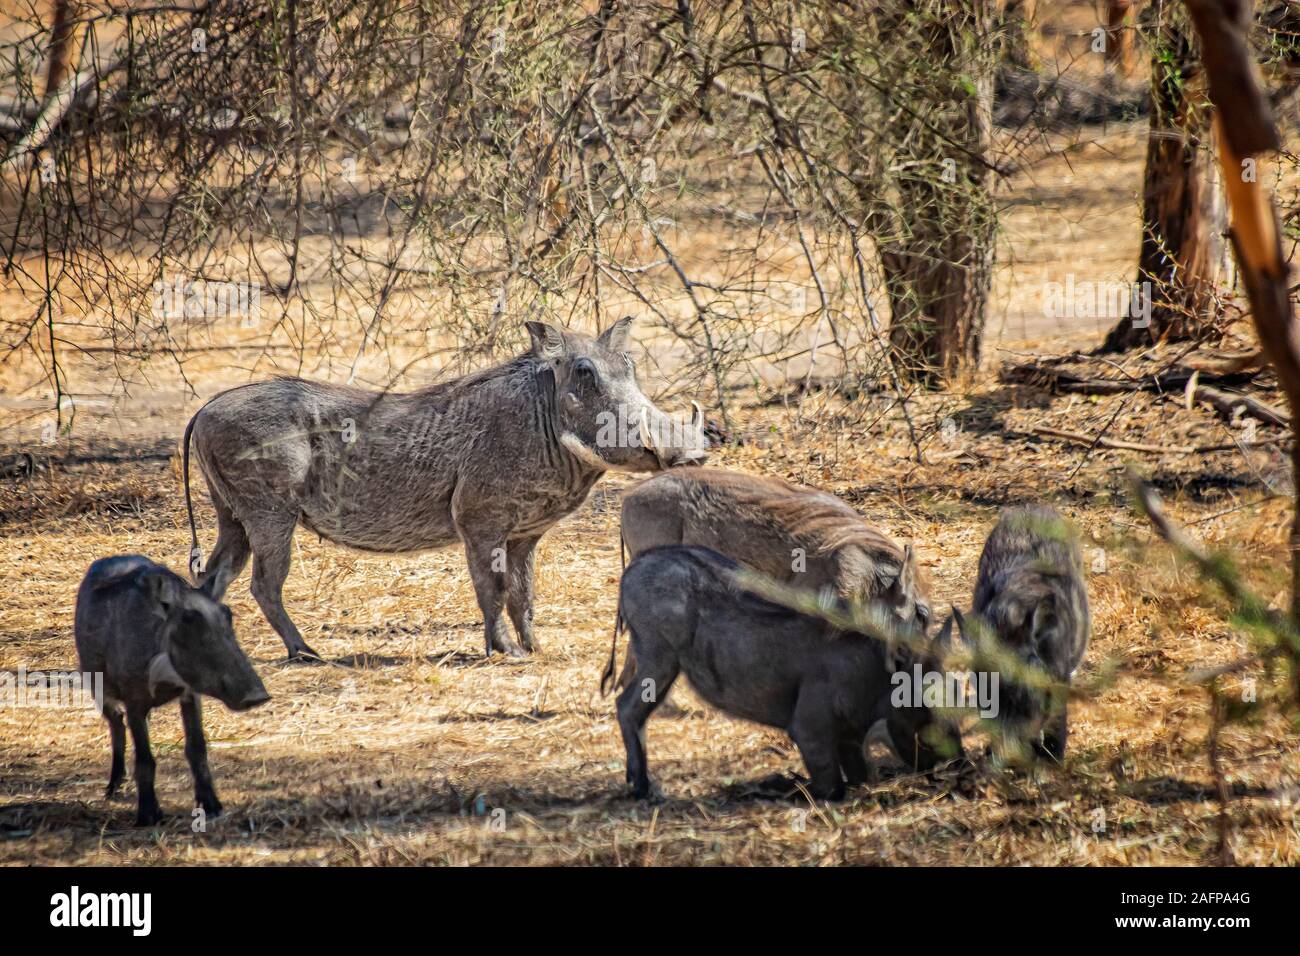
[175,609,203,636]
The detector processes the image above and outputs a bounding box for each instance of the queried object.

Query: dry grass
[3,82,1300,864]
[3,362,1299,865]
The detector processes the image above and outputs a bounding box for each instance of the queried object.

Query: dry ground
[2,22,1299,861]
[2,364,1299,865]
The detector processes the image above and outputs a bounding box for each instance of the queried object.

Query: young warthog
[962,505,1090,761]
[74,555,270,826]
[609,467,928,689]
[184,319,707,660]
[614,546,961,800]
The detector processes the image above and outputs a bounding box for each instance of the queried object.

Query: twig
[1032,425,1284,455]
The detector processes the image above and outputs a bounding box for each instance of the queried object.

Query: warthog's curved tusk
[639,406,659,459]
[147,652,187,697]
[690,401,703,431]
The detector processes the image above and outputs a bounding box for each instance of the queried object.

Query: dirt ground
[3,345,1298,864]
[2,8,1299,863]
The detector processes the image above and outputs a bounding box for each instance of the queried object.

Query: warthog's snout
[643,401,709,470]
[662,444,707,468]
[230,683,271,711]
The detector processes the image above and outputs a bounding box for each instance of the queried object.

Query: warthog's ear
[936,613,954,645]
[930,613,956,661]
[879,543,918,598]
[525,321,566,360]
[144,571,181,617]
[899,543,918,590]
[597,315,634,353]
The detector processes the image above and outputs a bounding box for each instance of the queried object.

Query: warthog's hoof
[488,641,528,659]
[287,644,325,664]
[198,793,223,818]
[134,807,164,827]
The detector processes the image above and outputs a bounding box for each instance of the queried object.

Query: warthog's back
[621,467,908,593]
[189,365,594,554]
[191,377,459,551]
[75,555,176,700]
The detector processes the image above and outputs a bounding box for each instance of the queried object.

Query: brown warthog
[607,467,929,690]
[183,319,707,661]
[959,504,1090,761]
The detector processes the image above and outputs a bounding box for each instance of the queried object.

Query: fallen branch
[1031,425,1283,455]
[1001,359,1289,427]
[1193,383,1290,427]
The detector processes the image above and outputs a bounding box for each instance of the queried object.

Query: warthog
[614,546,961,800]
[184,318,707,661]
[608,467,929,690]
[960,504,1090,761]
[74,555,270,826]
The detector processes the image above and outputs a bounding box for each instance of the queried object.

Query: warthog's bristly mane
[673,468,909,573]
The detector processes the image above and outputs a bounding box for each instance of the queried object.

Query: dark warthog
[608,467,929,689]
[75,555,270,826]
[960,504,1090,761]
[614,546,961,800]
[184,319,707,660]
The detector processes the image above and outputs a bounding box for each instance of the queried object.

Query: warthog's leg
[616,649,679,799]
[789,691,845,801]
[614,649,638,692]
[885,705,959,773]
[505,536,540,652]
[836,732,873,786]
[247,516,321,662]
[462,536,526,658]
[104,704,126,799]
[180,693,221,817]
[1036,708,1068,763]
[127,707,162,826]
[198,493,251,600]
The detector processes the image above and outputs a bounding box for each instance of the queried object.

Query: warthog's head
[527,317,708,472]
[949,583,1063,726]
[145,573,271,712]
[838,543,935,671]
[843,543,931,638]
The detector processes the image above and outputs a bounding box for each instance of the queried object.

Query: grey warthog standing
[183,319,707,660]
[961,504,1090,761]
[75,555,270,826]
[608,467,929,689]
[614,546,960,800]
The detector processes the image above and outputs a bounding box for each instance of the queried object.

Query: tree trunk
[1103,1,1228,351]
[1105,0,1138,77]
[1003,0,1039,70]
[871,0,999,386]
[1183,0,1300,717]
[44,0,80,100]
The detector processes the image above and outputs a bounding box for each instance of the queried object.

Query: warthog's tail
[182,411,201,583]
[600,533,630,696]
